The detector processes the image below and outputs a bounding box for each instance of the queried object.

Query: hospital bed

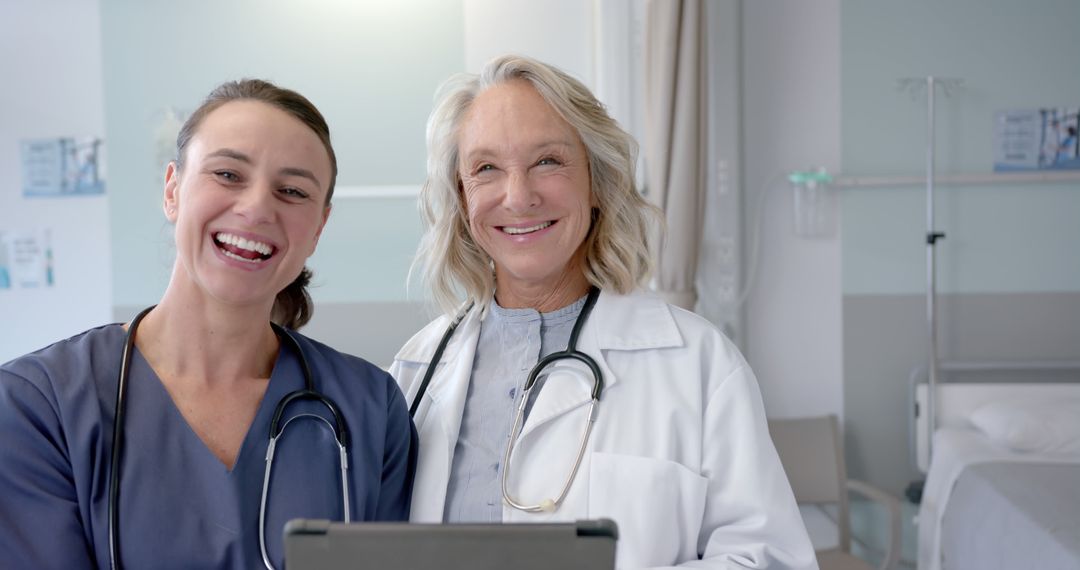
[910,362,1080,570]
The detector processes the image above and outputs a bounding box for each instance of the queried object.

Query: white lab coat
[390,289,816,569]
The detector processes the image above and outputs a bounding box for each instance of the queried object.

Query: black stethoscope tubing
[409,286,605,415]
[408,287,605,512]
[407,300,471,418]
[108,306,348,570]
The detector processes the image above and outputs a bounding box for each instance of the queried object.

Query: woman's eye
[280,187,310,199]
[537,157,561,166]
[476,164,495,173]
[214,170,240,182]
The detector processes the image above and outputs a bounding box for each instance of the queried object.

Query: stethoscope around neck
[409,286,605,513]
[108,306,350,570]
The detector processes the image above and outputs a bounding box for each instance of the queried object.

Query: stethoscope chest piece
[410,287,606,514]
[499,288,604,513]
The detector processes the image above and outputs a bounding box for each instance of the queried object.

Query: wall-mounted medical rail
[933,360,1080,373]
[832,169,1080,189]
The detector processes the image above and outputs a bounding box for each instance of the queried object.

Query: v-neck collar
[130,336,304,474]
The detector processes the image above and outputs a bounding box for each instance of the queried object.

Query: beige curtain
[644,0,706,311]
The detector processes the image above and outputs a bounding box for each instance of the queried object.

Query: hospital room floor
[804,498,918,569]
[849,499,918,569]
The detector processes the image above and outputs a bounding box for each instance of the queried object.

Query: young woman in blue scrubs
[0,80,417,569]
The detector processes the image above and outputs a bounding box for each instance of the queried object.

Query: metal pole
[925,76,944,460]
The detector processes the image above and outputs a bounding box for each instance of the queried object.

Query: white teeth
[503,221,552,235]
[221,249,261,264]
[214,232,273,256]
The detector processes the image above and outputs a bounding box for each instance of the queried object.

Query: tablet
[284,518,618,570]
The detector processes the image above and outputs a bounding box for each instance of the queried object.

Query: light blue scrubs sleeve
[0,368,96,568]
[376,378,419,519]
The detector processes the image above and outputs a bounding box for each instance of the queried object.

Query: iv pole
[899,75,961,464]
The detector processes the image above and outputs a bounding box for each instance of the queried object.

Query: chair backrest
[768,415,851,552]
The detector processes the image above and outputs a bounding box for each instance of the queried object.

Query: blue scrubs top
[0,323,417,569]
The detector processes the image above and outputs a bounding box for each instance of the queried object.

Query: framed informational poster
[0,229,54,289]
[21,137,106,197]
[994,108,1080,171]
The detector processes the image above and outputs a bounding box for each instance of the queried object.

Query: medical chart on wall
[994,108,1080,171]
[20,137,106,197]
[0,229,54,289]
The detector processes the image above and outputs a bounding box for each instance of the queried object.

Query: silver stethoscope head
[410,287,605,515]
[258,386,349,570]
[501,392,601,512]
[259,410,350,570]
[499,289,605,513]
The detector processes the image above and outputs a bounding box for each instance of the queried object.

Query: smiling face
[457,79,594,304]
[163,100,332,312]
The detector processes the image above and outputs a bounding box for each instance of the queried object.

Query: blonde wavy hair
[414,55,660,315]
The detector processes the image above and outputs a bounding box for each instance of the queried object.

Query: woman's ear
[163,162,180,222]
[310,204,332,255]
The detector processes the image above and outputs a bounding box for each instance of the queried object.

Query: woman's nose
[234,183,275,223]
[502,172,539,212]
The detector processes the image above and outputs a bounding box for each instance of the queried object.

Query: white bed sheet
[916,427,1080,570]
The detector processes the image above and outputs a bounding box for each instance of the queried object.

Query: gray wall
[95,0,464,367]
[100,0,464,309]
[742,0,844,420]
[115,300,434,369]
[844,292,1080,494]
[840,0,1080,494]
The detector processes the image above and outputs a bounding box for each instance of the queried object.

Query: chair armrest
[846,479,902,570]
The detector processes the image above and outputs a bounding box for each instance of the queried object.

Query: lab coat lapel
[408,311,482,522]
[515,290,682,441]
[515,359,598,440]
[516,293,617,441]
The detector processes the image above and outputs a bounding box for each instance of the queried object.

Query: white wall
[100,0,463,310]
[1,0,845,422]
[0,0,112,364]
[463,0,595,86]
[742,1,843,420]
[462,0,845,421]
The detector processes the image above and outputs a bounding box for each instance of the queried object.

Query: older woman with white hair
[390,55,815,569]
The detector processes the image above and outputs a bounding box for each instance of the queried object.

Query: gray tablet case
[284,518,618,570]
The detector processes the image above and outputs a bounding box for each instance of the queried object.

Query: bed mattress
[917,428,1080,570]
[940,462,1080,570]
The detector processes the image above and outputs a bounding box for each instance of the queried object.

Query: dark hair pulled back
[176,79,336,329]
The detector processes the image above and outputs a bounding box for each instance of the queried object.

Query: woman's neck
[133,286,279,387]
[494,269,591,313]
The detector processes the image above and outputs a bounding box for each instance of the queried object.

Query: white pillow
[969,398,1080,455]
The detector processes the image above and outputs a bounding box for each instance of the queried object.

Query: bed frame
[909,360,1080,473]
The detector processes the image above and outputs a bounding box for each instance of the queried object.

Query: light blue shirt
[443,295,586,522]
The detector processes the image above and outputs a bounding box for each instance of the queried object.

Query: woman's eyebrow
[461,139,574,160]
[206,148,252,163]
[279,166,321,188]
[206,148,321,187]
